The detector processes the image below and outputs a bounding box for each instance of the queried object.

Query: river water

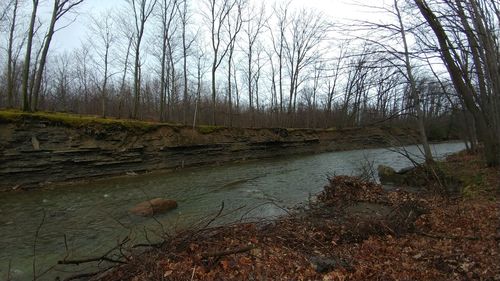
[0,142,464,280]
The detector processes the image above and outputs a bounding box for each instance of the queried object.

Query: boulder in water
[130,198,177,217]
[377,165,403,184]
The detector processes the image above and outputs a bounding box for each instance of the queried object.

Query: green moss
[462,184,482,198]
[197,125,224,134]
[0,109,172,132]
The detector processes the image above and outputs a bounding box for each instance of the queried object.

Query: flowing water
[0,142,464,280]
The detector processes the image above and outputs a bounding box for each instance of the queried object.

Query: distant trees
[341,0,435,162]
[156,0,178,122]
[203,0,244,125]
[2,0,496,159]
[284,9,329,116]
[89,10,116,117]
[243,3,266,126]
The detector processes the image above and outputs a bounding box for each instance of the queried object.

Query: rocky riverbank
[0,110,418,191]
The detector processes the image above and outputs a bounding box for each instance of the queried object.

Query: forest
[0,1,499,280]
[0,0,498,166]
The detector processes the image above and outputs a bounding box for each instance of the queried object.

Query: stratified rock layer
[0,116,416,190]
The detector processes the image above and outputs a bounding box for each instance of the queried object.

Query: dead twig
[201,201,225,230]
[58,256,127,265]
[58,236,130,266]
[33,211,46,281]
[416,231,480,241]
[190,266,196,281]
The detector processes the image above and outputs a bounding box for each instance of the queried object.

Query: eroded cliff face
[0,116,416,191]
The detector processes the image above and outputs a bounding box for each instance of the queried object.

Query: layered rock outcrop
[0,115,417,191]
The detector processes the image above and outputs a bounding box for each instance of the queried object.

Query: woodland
[0,1,499,280]
[0,0,499,165]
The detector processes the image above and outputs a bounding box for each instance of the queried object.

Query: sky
[49,0,377,53]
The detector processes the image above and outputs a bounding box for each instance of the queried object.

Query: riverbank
[0,110,420,191]
[81,151,499,281]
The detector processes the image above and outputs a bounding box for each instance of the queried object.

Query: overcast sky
[49,0,382,53]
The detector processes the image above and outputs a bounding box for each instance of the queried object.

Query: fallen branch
[416,231,480,241]
[132,242,164,248]
[58,256,126,265]
[201,245,255,259]
[62,266,115,281]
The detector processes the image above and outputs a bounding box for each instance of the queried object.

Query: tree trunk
[21,0,38,112]
[6,0,18,108]
[395,0,433,164]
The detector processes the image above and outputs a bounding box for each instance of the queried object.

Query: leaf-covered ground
[92,151,499,281]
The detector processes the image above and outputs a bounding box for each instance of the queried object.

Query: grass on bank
[0,109,337,135]
[0,109,232,135]
[0,109,165,131]
[0,110,244,136]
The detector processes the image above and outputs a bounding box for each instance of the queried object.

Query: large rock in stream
[130,198,178,217]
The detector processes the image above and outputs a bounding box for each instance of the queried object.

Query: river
[0,142,464,280]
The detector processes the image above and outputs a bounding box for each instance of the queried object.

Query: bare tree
[204,0,240,125]
[114,11,136,118]
[30,0,85,111]
[176,0,195,124]
[128,0,157,119]
[414,0,500,166]
[0,0,15,26]
[89,10,116,117]
[226,0,244,126]
[53,52,73,112]
[344,1,434,162]
[284,9,329,115]
[5,0,19,108]
[269,2,290,116]
[157,0,178,121]
[193,46,207,128]
[243,3,265,126]
[393,0,433,163]
[73,42,92,114]
[326,42,346,119]
[20,0,40,111]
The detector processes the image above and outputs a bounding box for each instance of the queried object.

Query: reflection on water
[0,142,464,280]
